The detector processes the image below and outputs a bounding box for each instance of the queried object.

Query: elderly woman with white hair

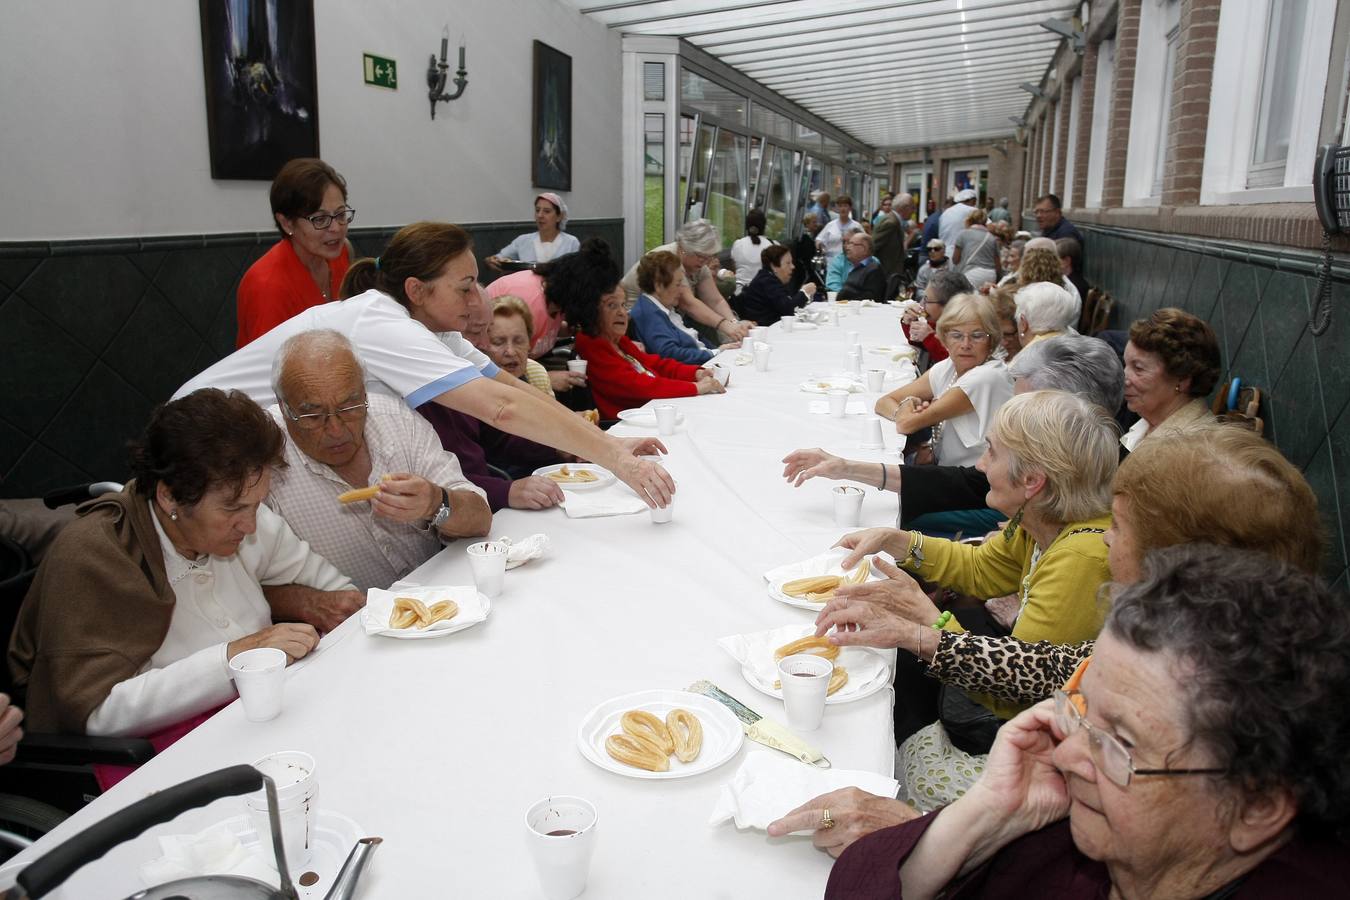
[1015,281,1080,347]
[876,293,1014,467]
[620,219,751,341]
[484,193,580,269]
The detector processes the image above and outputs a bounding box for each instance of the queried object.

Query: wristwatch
[429,487,452,530]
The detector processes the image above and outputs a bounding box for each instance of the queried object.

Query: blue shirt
[627,293,715,365]
[826,254,880,291]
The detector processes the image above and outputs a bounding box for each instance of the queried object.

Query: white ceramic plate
[577,689,744,780]
[741,648,891,705]
[361,590,490,639]
[616,408,685,428]
[766,566,881,611]
[3,807,366,899]
[531,463,616,491]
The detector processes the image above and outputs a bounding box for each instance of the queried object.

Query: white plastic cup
[826,389,849,418]
[525,796,598,900]
[780,317,795,333]
[245,750,318,869]
[567,359,588,375]
[654,404,678,435]
[847,330,859,346]
[860,416,885,450]
[866,369,886,392]
[847,351,862,377]
[711,365,731,387]
[833,485,864,526]
[829,307,840,326]
[467,540,508,597]
[826,291,839,303]
[228,647,287,723]
[851,301,862,316]
[754,345,771,372]
[778,655,833,731]
[650,497,674,524]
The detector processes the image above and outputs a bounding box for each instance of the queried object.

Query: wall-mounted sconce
[1018,82,1047,100]
[427,26,467,119]
[1041,18,1086,55]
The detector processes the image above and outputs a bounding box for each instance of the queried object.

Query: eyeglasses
[600,299,634,314]
[282,401,368,431]
[304,208,356,229]
[944,330,991,343]
[1033,206,1054,216]
[1054,689,1226,788]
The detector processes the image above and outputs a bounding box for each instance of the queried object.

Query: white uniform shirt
[84,504,353,737]
[938,203,978,253]
[926,358,1014,467]
[175,291,499,410]
[730,236,775,289]
[265,394,487,592]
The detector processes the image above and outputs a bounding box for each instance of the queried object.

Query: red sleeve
[236,262,287,349]
[923,333,949,362]
[623,338,702,380]
[575,334,698,419]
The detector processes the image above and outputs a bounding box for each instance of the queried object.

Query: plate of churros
[764,549,883,610]
[576,689,743,780]
[532,463,615,491]
[361,584,489,638]
[717,624,892,705]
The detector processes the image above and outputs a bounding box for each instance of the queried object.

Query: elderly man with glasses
[832,233,888,302]
[265,329,491,597]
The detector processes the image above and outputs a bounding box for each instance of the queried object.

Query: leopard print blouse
[926,631,1094,706]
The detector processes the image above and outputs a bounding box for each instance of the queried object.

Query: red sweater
[573,332,700,419]
[236,239,350,347]
[903,319,949,363]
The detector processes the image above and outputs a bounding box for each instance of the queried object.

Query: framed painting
[532,40,572,191]
[198,0,320,180]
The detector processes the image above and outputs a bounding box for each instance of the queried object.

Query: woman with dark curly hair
[825,542,1350,898]
[9,389,358,739]
[1120,307,1220,451]
[553,240,725,419]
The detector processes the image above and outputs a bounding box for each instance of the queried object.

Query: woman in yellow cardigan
[823,390,1116,813]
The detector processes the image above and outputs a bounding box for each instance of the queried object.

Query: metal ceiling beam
[811,91,1028,121]
[774,53,1052,98]
[714,16,1057,62]
[729,22,1052,74]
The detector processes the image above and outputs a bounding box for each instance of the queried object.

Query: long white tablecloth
[12,303,918,898]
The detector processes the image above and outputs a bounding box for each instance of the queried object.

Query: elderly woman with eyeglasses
[10,389,360,739]
[236,158,355,348]
[621,219,752,342]
[877,293,1013,466]
[822,543,1350,898]
[565,241,725,420]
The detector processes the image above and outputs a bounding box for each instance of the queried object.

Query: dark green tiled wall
[1081,225,1350,589]
[0,220,622,500]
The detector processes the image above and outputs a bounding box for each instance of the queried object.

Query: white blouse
[926,357,1014,467]
[84,503,353,737]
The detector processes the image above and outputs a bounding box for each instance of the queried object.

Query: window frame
[1085,37,1115,209]
[1200,0,1337,205]
[1123,0,1181,207]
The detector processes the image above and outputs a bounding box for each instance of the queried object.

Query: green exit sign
[363,53,397,90]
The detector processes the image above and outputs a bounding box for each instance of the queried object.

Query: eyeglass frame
[943,329,992,344]
[281,400,369,431]
[302,207,357,230]
[1053,689,1227,788]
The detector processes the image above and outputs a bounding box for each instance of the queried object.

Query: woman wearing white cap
[486,193,580,269]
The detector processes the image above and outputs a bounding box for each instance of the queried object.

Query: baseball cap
[955,188,978,202]
[926,239,946,251]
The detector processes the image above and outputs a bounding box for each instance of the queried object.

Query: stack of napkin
[709,751,899,830]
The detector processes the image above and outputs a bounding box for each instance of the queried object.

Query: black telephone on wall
[1314,144,1350,233]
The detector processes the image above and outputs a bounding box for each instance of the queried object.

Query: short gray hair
[1009,334,1124,414]
[925,269,973,306]
[270,329,367,403]
[850,232,873,252]
[1015,282,1078,334]
[1024,236,1057,253]
[997,197,1009,207]
[894,192,915,210]
[675,219,722,256]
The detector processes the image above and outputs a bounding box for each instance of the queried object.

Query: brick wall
[1053,88,1073,196]
[1162,0,1221,206]
[1071,42,1099,207]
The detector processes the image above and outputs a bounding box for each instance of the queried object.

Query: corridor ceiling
[569,0,1080,149]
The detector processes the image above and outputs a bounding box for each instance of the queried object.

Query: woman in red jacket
[550,240,724,420]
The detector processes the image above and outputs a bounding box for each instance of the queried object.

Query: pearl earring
[170,509,179,521]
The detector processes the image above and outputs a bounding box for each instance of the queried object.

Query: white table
[12,303,918,898]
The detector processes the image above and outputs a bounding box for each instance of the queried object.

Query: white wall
[0,1,623,240]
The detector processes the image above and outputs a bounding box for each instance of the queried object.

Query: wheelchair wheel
[0,793,68,860]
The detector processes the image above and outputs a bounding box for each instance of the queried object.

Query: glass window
[796,122,821,150]
[644,114,665,251]
[1248,0,1309,186]
[677,114,698,229]
[686,121,717,223]
[706,129,748,249]
[822,137,843,161]
[680,69,746,124]
[1151,15,1181,197]
[763,145,797,241]
[749,136,765,207]
[643,62,665,101]
[800,154,823,226]
[751,104,793,141]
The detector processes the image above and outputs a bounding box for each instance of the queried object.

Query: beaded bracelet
[931,610,953,630]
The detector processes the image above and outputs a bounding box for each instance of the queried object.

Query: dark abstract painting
[532,41,572,191]
[199,0,320,180]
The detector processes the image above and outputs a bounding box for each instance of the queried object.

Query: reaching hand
[548,369,587,392]
[612,453,675,508]
[781,448,844,486]
[813,592,919,653]
[834,527,905,570]
[697,377,726,395]
[509,475,566,510]
[617,436,668,458]
[833,556,941,625]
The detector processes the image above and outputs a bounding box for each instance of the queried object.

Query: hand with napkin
[767,784,920,858]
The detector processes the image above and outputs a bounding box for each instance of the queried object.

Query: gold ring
[820,808,835,830]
